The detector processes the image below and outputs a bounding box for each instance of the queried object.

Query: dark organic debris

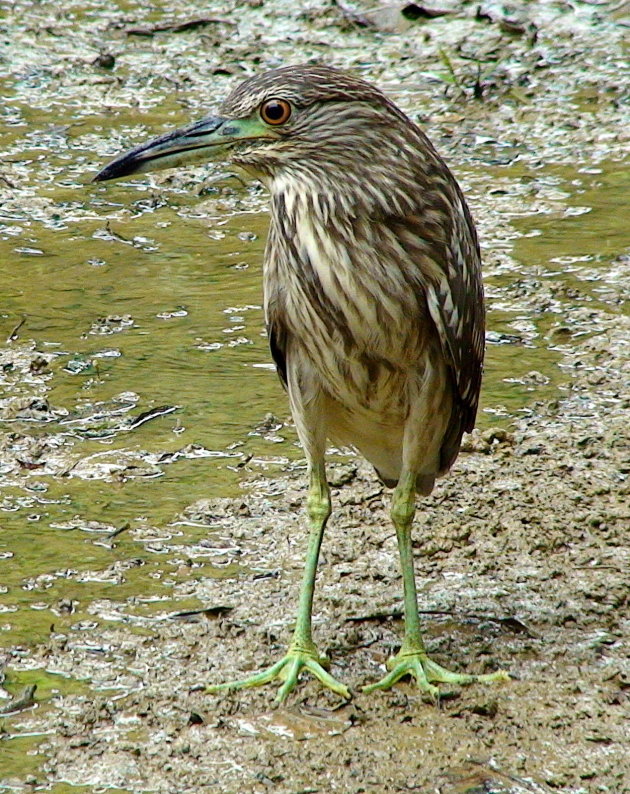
[92,52,116,69]
[486,331,524,345]
[335,1,455,31]
[498,616,536,636]
[125,17,236,36]
[168,606,234,622]
[107,522,131,540]
[346,609,403,623]
[6,317,26,343]
[401,4,454,21]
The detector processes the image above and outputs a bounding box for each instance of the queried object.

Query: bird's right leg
[364,369,509,697]
[207,460,349,703]
[208,360,350,704]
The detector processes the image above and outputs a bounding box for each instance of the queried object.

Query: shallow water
[2,155,626,654]
[513,163,629,310]
[1,86,628,790]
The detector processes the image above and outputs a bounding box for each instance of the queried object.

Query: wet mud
[1,1,629,792]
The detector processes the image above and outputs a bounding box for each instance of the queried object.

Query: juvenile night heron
[95,64,509,702]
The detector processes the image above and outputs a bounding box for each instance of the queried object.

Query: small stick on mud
[346,609,535,635]
[107,521,130,539]
[169,606,234,621]
[126,17,236,36]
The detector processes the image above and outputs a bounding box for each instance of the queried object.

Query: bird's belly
[317,352,409,481]
[309,341,412,418]
[325,397,405,483]
[292,333,450,485]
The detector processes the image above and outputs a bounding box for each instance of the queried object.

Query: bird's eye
[260,99,292,126]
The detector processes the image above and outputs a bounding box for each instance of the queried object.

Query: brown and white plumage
[223,65,484,492]
[95,65,507,701]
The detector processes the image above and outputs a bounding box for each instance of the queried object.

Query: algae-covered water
[3,158,625,653]
[1,0,628,790]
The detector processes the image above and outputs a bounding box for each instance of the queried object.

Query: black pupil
[265,101,286,121]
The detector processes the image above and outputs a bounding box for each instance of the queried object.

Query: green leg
[207,462,350,703]
[364,471,510,698]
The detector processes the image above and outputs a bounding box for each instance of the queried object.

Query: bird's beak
[93,115,266,182]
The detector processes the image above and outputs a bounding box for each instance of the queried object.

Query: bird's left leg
[364,468,509,698]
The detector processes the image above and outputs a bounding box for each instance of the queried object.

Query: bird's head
[94,64,418,196]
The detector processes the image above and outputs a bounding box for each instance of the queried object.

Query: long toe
[364,651,510,698]
[207,647,350,703]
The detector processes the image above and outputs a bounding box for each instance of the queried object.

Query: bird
[94,64,509,702]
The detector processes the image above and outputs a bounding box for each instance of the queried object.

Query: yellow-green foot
[363,650,510,698]
[207,643,351,704]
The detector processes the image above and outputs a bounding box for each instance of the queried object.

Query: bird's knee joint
[390,500,415,529]
[307,497,331,527]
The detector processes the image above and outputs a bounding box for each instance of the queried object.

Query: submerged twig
[0,684,37,715]
[127,405,178,430]
[6,317,26,343]
[107,522,130,540]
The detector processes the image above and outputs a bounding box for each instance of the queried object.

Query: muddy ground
[1,1,629,793]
